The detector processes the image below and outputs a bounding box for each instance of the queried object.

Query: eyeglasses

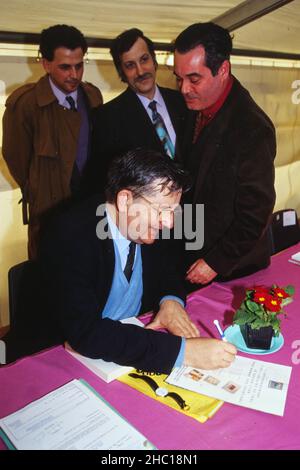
[136,194,178,218]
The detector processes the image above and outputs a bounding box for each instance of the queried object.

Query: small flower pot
[242,324,274,350]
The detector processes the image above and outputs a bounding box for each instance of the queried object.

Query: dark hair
[110,28,157,82]
[39,24,87,61]
[105,148,189,202]
[174,22,232,76]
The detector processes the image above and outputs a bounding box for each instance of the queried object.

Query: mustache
[135,73,153,83]
[184,93,199,99]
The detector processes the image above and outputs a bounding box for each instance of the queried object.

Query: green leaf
[281,297,293,307]
[233,310,256,325]
[236,302,247,312]
[251,318,271,329]
[253,308,264,319]
[270,318,280,335]
[245,300,260,312]
[284,285,295,296]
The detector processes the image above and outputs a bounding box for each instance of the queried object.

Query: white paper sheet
[291,251,300,262]
[166,356,292,416]
[283,210,296,227]
[0,379,154,450]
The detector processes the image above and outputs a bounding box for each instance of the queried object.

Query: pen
[213,319,228,342]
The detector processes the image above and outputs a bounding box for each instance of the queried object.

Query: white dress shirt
[136,85,176,147]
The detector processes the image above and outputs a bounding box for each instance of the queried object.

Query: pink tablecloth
[1,244,300,450]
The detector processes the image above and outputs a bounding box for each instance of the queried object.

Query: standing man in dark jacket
[174,22,276,288]
[2,24,102,259]
[90,28,187,191]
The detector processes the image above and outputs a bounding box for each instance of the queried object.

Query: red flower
[263,295,282,312]
[272,287,290,299]
[252,286,269,304]
[253,291,269,304]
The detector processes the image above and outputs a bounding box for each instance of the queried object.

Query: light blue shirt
[105,208,185,367]
[49,77,78,109]
[106,209,136,270]
[137,85,176,148]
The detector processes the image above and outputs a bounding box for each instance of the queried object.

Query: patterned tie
[149,101,175,159]
[66,95,77,111]
[123,242,136,282]
[193,111,211,143]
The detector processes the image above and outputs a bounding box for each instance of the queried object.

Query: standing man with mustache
[2,24,103,259]
[89,28,187,190]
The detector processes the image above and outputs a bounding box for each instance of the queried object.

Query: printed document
[166,356,292,416]
[0,379,154,450]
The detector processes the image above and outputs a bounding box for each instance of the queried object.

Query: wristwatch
[129,373,190,410]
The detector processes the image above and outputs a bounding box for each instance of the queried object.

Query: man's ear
[42,58,51,74]
[116,189,132,213]
[218,60,230,80]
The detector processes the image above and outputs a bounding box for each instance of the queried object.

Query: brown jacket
[2,74,102,258]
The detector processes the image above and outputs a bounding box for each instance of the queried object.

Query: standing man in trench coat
[2,24,102,259]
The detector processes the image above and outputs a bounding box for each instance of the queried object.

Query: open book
[65,316,144,383]
[0,379,155,450]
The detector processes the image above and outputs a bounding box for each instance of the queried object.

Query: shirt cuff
[159,295,185,308]
[173,338,186,368]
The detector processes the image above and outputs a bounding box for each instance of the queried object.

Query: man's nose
[160,212,174,230]
[180,79,192,95]
[136,62,144,76]
[69,67,78,79]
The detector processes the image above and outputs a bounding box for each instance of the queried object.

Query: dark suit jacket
[39,194,185,373]
[88,86,187,191]
[182,77,276,279]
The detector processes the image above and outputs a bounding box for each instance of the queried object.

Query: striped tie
[66,95,77,111]
[149,101,175,159]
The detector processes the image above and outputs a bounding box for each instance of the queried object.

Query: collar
[35,74,101,108]
[136,85,163,109]
[202,75,233,121]
[105,204,131,257]
[49,77,78,107]
[35,75,57,107]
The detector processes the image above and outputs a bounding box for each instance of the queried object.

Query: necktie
[66,95,77,111]
[123,242,136,282]
[193,111,211,143]
[149,101,175,159]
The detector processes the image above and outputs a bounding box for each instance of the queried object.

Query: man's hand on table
[145,299,200,338]
[185,337,237,369]
[186,258,217,285]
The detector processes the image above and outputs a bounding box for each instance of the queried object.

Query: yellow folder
[118,370,223,423]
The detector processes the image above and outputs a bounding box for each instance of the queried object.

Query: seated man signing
[40,148,236,373]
